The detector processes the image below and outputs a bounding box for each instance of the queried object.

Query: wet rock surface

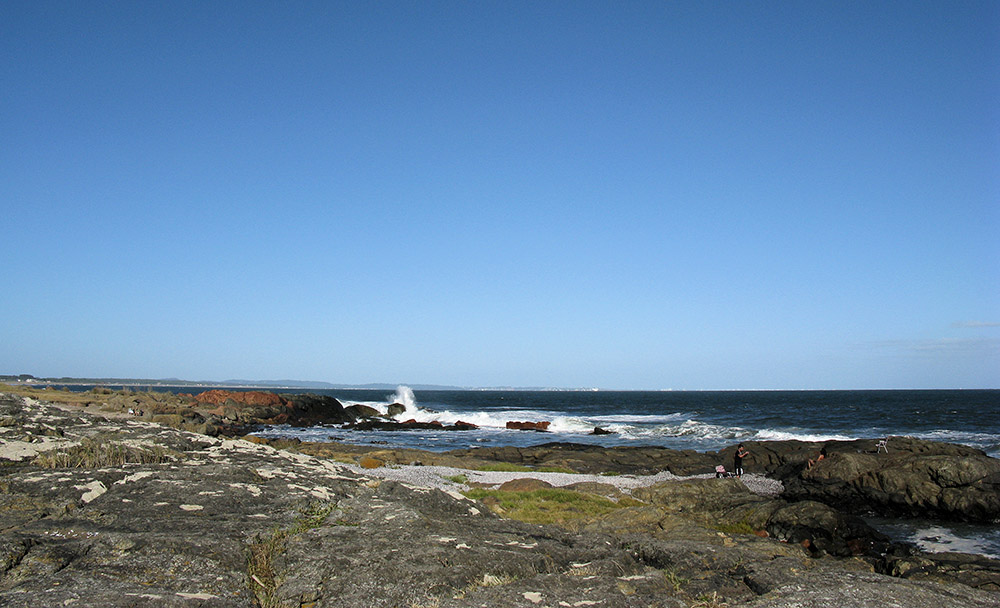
[2,392,999,607]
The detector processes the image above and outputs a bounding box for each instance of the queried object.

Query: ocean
[256,387,1000,457]
[250,387,1000,559]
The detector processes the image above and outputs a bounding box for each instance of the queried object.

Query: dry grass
[246,501,337,607]
[2,383,97,405]
[451,572,520,599]
[247,529,286,608]
[31,437,179,468]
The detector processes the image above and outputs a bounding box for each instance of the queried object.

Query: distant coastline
[2,374,994,392]
[0,374,602,392]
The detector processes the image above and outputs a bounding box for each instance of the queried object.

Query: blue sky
[2,1,997,389]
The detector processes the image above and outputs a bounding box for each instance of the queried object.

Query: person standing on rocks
[734,444,749,477]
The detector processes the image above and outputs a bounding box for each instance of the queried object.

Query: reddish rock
[454,420,479,430]
[194,390,289,407]
[506,420,551,431]
[267,413,290,425]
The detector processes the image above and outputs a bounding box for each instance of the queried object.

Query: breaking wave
[337,387,755,442]
[752,429,854,443]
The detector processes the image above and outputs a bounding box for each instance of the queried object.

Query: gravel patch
[341,463,784,497]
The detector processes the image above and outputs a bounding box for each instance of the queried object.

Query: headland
[1,386,998,607]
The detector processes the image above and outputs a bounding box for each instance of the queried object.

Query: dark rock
[765,500,889,557]
[450,442,717,476]
[771,439,1000,523]
[386,402,406,417]
[286,393,352,425]
[632,479,888,558]
[592,426,613,435]
[344,404,380,420]
[344,419,477,431]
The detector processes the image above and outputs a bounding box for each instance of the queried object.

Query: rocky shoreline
[2,388,999,607]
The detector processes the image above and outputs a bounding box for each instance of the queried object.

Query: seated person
[807,447,827,469]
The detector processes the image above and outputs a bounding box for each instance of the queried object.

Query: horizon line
[3,375,997,392]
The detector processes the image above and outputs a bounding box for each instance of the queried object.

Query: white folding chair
[875,438,888,453]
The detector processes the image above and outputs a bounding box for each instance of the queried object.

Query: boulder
[194,389,288,407]
[506,420,550,431]
[344,404,380,419]
[344,419,476,431]
[286,394,352,425]
[632,478,889,558]
[498,478,553,492]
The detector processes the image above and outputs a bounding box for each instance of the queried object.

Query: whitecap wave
[917,429,998,445]
[547,416,602,434]
[753,429,854,442]
[603,419,750,441]
[587,413,689,424]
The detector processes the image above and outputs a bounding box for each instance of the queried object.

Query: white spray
[389,386,418,418]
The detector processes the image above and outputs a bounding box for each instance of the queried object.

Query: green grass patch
[535,466,576,474]
[475,462,534,472]
[290,501,336,534]
[463,487,629,526]
[712,520,756,535]
[662,568,688,592]
[443,474,468,484]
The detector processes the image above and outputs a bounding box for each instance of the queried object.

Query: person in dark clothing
[734,444,749,477]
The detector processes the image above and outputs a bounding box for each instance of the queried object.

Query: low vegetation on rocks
[31,435,180,468]
[462,486,643,527]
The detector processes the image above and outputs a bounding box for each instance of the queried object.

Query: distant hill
[3,375,465,391]
[223,379,465,391]
[4,374,594,391]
